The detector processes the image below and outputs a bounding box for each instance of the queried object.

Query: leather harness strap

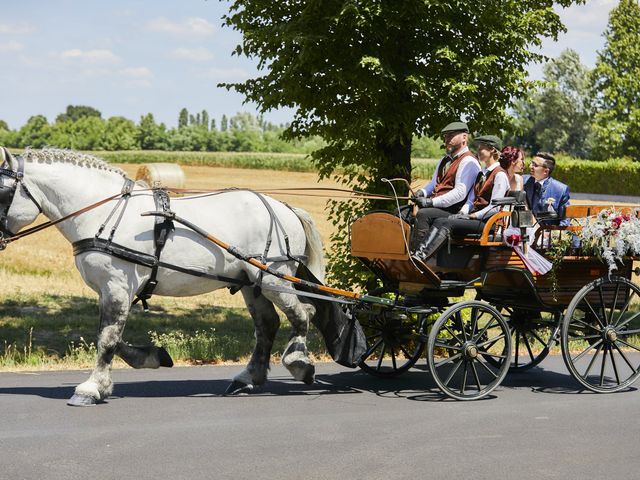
[131,188,175,311]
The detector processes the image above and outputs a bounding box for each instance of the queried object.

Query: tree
[0,120,8,131]
[511,49,594,157]
[201,110,210,130]
[223,0,585,288]
[137,113,168,150]
[591,0,640,160]
[101,117,138,150]
[178,108,189,128]
[220,114,228,132]
[55,105,102,123]
[16,115,50,148]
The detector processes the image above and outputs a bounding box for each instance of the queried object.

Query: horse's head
[0,147,43,241]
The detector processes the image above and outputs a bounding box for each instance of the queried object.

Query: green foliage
[137,113,169,150]
[553,156,640,195]
[223,0,584,289]
[511,49,594,157]
[16,115,50,148]
[590,0,640,160]
[178,107,189,128]
[55,105,102,123]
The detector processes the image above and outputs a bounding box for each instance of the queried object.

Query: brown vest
[471,165,508,212]
[432,150,477,198]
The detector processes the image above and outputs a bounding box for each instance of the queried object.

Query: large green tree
[591,0,640,160]
[55,105,102,123]
[223,0,584,287]
[511,49,594,157]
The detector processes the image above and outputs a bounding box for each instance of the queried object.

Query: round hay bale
[135,163,186,189]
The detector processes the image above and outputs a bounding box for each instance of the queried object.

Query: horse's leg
[68,287,131,406]
[226,286,281,395]
[261,280,317,385]
[116,342,174,369]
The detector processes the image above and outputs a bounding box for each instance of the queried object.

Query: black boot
[412,226,450,262]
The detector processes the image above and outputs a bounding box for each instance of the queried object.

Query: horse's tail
[291,207,325,283]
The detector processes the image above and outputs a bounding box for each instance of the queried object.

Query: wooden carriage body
[350,206,638,309]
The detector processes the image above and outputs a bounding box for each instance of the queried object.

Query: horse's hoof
[303,364,315,385]
[67,394,99,407]
[224,380,255,395]
[158,346,174,368]
[287,360,315,385]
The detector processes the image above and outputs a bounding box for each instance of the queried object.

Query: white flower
[545,198,556,206]
[580,208,640,273]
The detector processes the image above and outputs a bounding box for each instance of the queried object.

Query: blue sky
[0,0,618,130]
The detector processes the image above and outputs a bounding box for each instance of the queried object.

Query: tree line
[0,105,443,158]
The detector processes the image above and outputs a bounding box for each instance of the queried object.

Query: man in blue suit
[523,152,570,226]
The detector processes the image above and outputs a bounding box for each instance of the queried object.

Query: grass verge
[0,293,329,371]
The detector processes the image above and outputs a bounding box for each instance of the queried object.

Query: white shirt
[420,147,480,209]
[467,162,510,220]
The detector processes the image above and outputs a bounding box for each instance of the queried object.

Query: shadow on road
[0,363,635,402]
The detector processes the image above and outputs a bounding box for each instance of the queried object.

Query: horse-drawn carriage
[349,199,640,400]
[1,146,639,404]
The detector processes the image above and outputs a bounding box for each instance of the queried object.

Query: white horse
[0,147,327,406]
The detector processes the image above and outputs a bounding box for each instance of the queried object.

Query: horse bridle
[0,148,43,239]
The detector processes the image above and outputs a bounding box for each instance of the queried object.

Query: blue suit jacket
[523,175,570,226]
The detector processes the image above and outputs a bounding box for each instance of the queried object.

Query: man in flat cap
[411,121,481,260]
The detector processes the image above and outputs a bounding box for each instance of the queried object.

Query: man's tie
[476,170,486,189]
[532,182,542,208]
[441,155,453,175]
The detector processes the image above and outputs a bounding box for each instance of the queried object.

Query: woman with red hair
[500,146,525,191]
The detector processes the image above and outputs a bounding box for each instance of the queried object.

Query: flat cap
[441,121,469,134]
[473,134,503,151]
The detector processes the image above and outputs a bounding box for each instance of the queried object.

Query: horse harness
[72,185,307,310]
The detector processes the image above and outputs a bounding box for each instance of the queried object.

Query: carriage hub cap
[464,343,479,360]
[604,327,617,342]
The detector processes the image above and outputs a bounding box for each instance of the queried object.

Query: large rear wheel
[562,276,640,392]
[427,301,511,400]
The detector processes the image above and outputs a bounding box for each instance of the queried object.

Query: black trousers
[432,216,485,237]
[411,208,452,248]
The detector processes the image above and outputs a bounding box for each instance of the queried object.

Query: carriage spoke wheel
[427,301,511,400]
[562,276,640,393]
[487,308,558,372]
[357,298,426,378]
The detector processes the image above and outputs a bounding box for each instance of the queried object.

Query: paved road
[1,356,639,480]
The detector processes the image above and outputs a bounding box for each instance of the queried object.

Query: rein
[0,181,413,250]
[0,191,125,250]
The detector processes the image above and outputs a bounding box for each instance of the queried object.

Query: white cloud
[119,67,154,87]
[0,41,23,54]
[0,22,36,35]
[199,67,250,82]
[170,47,214,62]
[120,66,153,79]
[59,48,122,64]
[145,17,215,38]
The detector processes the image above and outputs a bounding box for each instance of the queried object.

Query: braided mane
[22,148,127,178]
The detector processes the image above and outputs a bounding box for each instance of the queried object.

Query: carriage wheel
[487,308,558,372]
[356,291,426,377]
[427,301,512,400]
[562,276,640,393]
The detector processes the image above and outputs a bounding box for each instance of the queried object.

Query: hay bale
[135,163,186,189]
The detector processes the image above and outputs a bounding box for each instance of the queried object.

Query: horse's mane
[22,148,127,178]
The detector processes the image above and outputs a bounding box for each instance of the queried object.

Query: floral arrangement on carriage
[579,208,640,273]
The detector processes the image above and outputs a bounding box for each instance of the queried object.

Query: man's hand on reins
[412,189,433,208]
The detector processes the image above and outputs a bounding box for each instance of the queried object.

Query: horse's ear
[0,147,14,168]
